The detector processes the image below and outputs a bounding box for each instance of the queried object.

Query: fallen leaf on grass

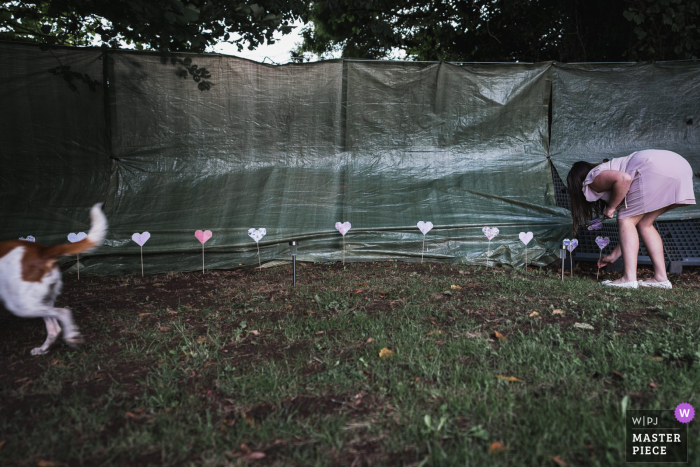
[378,291,389,295]
[529,311,539,317]
[159,327,171,332]
[550,455,568,466]
[649,381,658,389]
[552,309,565,315]
[451,284,462,289]
[458,270,467,275]
[355,289,364,293]
[492,331,506,341]
[37,461,56,467]
[650,356,663,362]
[489,441,507,453]
[305,310,315,315]
[495,375,522,382]
[573,323,594,330]
[138,313,151,317]
[316,331,325,335]
[167,309,178,314]
[379,348,395,359]
[427,330,443,336]
[249,330,260,336]
[244,452,266,461]
[612,370,624,380]
[197,336,207,344]
[285,305,292,309]
[356,283,369,286]
[366,337,375,344]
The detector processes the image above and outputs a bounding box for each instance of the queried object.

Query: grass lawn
[1,261,699,466]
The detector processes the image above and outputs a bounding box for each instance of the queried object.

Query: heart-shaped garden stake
[195,230,213,273]
[335,222,351,264]
[248,228,267,269]
[595,236,610,250]
[482,227,500,267]
[417,221,433,263]
[519,232,534,269]
[588,218,603,230]
[67,232,88,280]
[195,230,212,244]
[68,232,87,243]
[566,239,578,276]
[19,236,35,242]
[595,236,610,280]
[131,232,151,276]
[132,232,150,247]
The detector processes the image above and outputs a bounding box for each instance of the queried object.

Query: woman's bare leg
[614,214,644,284]
[637,206,672,283]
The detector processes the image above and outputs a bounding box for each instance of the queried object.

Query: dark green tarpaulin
[550,62,700,220]
[1,42,697,275]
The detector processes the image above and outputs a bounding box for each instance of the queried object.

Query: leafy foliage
[300,0,699,62]
[0,0,307,52]
[625,0,700,60]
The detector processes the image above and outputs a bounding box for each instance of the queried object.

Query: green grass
[1,261,699,466]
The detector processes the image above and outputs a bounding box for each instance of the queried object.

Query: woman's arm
[588,170,633,218]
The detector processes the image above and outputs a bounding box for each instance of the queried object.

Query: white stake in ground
[567,239,578,276]
[417,221,433,263]
[482,227,499,267]
[248,228,267,269]
[67,232,87,279]
[131,232,150,276]
[195,230,212,273]
[595,236,610,280]
[519,232,533,269]
[335,222,351,265]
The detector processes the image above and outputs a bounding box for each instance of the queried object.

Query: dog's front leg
[31,317,61,355]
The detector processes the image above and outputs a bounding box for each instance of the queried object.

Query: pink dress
[583,149,696,219]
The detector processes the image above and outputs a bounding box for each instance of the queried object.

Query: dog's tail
[43,204,108,258]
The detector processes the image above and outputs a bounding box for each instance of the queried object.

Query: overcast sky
[207,21,326,64]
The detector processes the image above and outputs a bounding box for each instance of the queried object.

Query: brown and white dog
[0,204,107,355]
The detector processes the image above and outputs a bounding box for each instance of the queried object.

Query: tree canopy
[0,0,307,52]
[299,0,700,62]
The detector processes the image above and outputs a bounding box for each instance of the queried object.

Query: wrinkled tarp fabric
[0,42,697,275]
[550,62,700,219]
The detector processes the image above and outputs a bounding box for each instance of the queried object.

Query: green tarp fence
[0,42,698,275]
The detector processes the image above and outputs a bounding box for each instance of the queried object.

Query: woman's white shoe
[638,280,672,289]
[601,280,639,289]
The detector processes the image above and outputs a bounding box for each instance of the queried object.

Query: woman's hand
[597,253,616,269]
[603,206,616,219]
[598,244,621,269]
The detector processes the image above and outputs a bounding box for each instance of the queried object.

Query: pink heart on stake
[417,221,433,235]
[335,222,351,236]
[519,232,533,245]
[482,227,499,240]
[131,232,150,247]
[68,232,87,243]
[595,236,610,250]
[195,230,212,244]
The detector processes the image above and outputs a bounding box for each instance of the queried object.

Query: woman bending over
[566,149,695,289]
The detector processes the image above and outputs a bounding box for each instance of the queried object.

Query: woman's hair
[566,161,607,233]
